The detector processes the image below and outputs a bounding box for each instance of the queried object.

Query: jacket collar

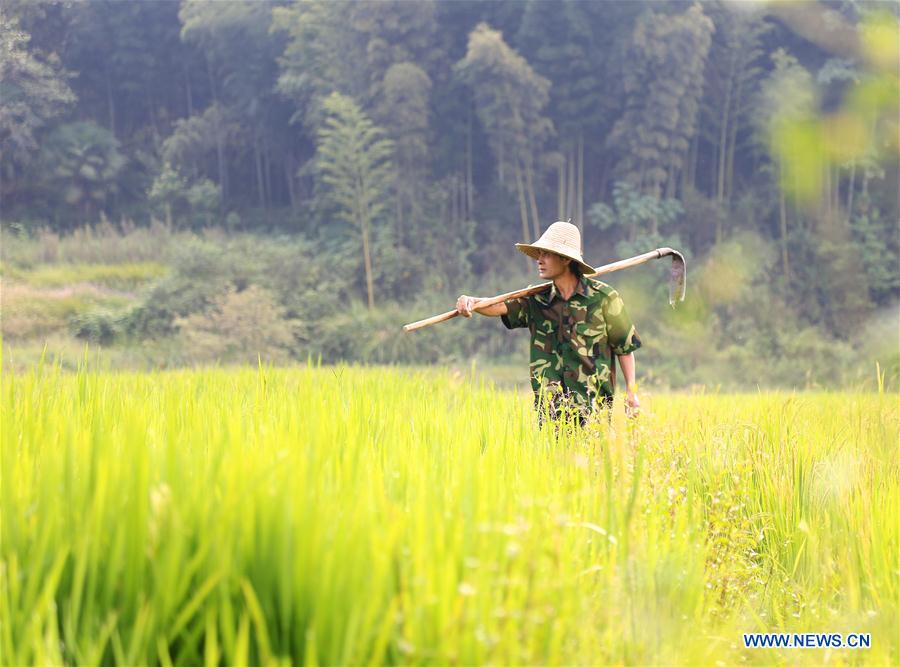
[537,275,589,306]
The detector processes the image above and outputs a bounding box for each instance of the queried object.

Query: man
[456,221,641,427]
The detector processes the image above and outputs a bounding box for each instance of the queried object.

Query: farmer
[456,221,641,427]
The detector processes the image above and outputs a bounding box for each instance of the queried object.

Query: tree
[607,4,714,206]
[516,0,637,227]
[0,11,75,203]
[850,191,900,305]
[314,93,395,310]
[148,162,221,229]
[180,0,293,212]
[275,0,440,219]
[588,181,683,258]
[754,48,815,281]
[756,43,881,330]
[274,0,369,129]
[348,0,439,109]
[276,0,438,117]
[456,23,553,246]
[63,1,189,138]
[378,62,432,238]
[33,121,126,227]
[697,2,770,220]
[160,104,239,184]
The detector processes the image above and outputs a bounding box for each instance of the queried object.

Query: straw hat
[515,221,596,274]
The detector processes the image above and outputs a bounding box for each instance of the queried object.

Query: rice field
[1,356,897,665]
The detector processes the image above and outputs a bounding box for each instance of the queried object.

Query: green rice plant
[1,359,897,665]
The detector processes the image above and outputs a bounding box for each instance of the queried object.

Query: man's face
[536,249,572,280]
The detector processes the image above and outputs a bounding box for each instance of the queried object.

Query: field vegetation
[2,362,896,664]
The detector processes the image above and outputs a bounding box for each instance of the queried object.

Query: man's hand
[456,294,478,318]
[625,390,641,418]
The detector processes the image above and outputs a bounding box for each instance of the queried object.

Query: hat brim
[515,242,596,275]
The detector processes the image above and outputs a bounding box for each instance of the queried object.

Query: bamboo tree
[378,62,431,239]
[779,160,790,279]
[314,93,395,310]
[456,23,552,248]
[607,5,714,201]
[516,0,625,226]
[755,49,815,278]
[699,3,768,208]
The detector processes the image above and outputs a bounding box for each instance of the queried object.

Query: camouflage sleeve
[500,296,529,330]
[603,289,642,355]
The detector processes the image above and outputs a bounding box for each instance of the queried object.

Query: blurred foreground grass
[1,361,897,665]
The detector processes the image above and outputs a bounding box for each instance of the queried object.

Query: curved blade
[667,250,687,306]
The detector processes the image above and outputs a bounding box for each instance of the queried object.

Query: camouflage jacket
[501,275,642,417]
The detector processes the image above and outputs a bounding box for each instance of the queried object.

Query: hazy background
[1,0,897,390]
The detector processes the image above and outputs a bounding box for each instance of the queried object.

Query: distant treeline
[1,0,898,336]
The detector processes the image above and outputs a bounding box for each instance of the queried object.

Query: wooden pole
[403,248,683,332]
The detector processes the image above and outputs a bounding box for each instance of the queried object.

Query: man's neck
[553,271,579,300]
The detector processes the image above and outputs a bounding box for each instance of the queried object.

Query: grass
[0,219,183,268]
[1,261,169,289]
[1,283,134,341]
[0,260,165,342]
[1,358,897,665]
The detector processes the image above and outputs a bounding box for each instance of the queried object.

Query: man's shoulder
[525,284,554,308]
[583,277,618,301]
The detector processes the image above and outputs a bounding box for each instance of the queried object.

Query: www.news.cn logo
[743,633,871,649]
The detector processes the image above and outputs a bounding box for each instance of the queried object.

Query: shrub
[123,237,240,337]
[174,285,298,364]
[1,283,128,340]
[148,163,222,230]
[68,308,129,345]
